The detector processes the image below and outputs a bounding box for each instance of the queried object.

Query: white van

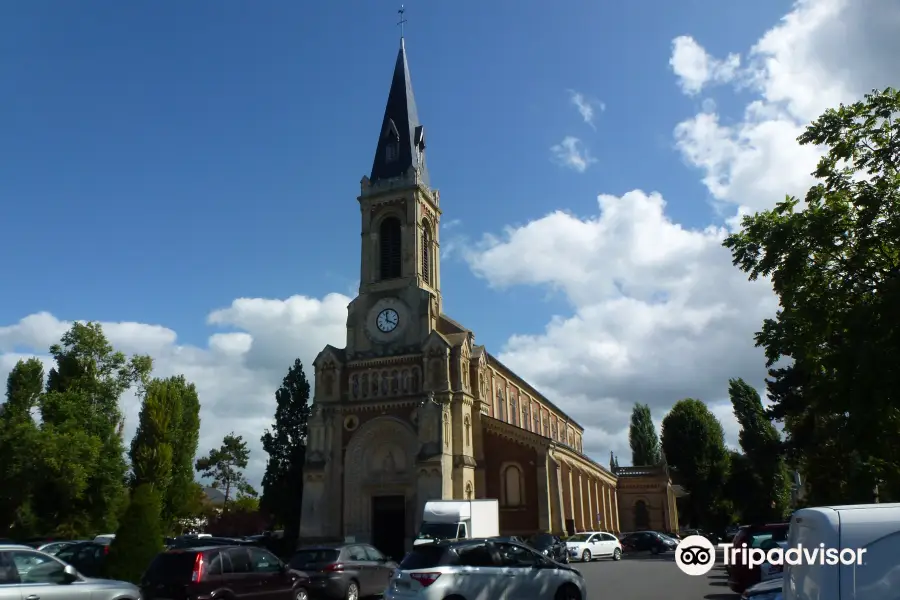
[784,503,900,600]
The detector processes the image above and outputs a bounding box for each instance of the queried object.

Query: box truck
[413,500,500,546]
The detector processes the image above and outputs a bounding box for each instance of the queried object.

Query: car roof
[296,543,350,550]
[0,544,34,551]
[166,545,251,553]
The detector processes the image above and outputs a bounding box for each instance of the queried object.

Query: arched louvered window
[379,217,402,279]
[421,220,432,285]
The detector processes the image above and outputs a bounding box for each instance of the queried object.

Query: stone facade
[613,465,683,534]
[297,40,676,558]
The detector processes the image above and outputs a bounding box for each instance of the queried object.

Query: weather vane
[397,5,407,39]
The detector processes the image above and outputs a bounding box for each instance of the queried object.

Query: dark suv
[287,543,399,600]
[140,545,309,600]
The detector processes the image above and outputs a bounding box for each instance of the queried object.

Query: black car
[681,528,722,545]
[168,536,259,550]
[287,543,398,600]
[527,533,569,563]
[620,531,678,555]
[141,544,308,600]
[55,540,111,578]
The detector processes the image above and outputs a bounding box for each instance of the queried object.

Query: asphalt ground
[574,549,739,600]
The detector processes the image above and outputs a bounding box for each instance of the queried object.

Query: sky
[1,0,898,490]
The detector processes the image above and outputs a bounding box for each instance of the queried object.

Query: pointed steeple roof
[369,39,430,187]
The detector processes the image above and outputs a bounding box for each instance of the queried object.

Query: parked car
[55,540,112,578]
[0,543,140,599]
[564,531,623,561]
[620,530,678,555]
[36,540,83,555]
[741,576,782,600]
[489,535,525,544]
[384,537,585,599]
[681,528,722,545]
[288,542,398,600]
[168,535,260,549]
[728,523,789,593]
[526,533,569,563]
[140,544,309,600]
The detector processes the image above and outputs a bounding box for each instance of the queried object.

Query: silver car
[0,544,140,599]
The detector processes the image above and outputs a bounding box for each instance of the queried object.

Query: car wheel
[613,548,622,561]
[554,583,582,600]
[581,549,592,562]
[346,580,359,600]
[295,588,309,600]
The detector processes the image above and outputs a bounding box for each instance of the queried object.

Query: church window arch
[522,406,529,430]
[421,219,432,286]
[510,391,518,426]
[501,463,524,507]
[634,500,650,530]
[379,216,402,280]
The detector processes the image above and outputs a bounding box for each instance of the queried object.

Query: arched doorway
[634,500,650,530]
[344,416,420,559]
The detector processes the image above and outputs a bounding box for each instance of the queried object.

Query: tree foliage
[724,87,900,503]
[260,359,310,545]
[728,378,790,521]
[196,433,256,513]
[0,358,44,536]
[130,379,176,492]
[107,484,165,584]
[661,398,732,529]
[628,403,661,466]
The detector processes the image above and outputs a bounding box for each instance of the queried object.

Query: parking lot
[575,552,738,600]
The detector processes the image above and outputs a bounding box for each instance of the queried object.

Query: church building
[299,39,673,559]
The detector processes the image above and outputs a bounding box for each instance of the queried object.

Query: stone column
[567,467,576,532]
[598,481,607,530]
[586,478,594,530]
[613,487,620,532]
[536,449,552,532]
[605,486,614,532]
[551,456,566,534]
[576,471,586,531]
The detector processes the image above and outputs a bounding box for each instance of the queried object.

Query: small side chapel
[298,38,668,559]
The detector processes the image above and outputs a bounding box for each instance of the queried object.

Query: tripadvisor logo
[675,535,868,577]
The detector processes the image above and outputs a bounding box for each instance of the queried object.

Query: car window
[566,533,590,542]
[455,543,496,567]
[9,551,69,584]
[364,546,385,561]
[227,548,252,573]
[601,533,616,542]
[399,546,448,569]
[249,548,281,573]
[751,533,773,548]
[207,551,233,576]
[289,549,340,568]
[346,545,367,561]
[494,542,539,568]
[76,545,97,562]
[0,553,20,584]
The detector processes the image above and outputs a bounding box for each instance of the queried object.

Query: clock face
[376,308,400,333]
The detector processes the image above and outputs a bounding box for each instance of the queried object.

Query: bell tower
[347,39,443,357]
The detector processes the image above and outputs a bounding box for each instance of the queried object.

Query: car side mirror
[63,565,79,583]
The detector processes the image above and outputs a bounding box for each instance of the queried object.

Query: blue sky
[3,0,891,482]
[2,0,788,349]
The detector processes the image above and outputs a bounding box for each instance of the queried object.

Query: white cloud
[0,296,349,488]
[567,90,604,129]
[550,136,596,173]
[670,36,741,96]
[465,0,898,465]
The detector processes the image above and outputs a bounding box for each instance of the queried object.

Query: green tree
[106,484,164,583]
[260,359,310,545]
[724,87,900,503]
[232,494,260,514]
[196,433,256,513]
[0,358,44,536]
[628,403,661,466]
[661,398,732,530]
[32,323,152,536]
[728,378,790,521]
[162,376,201,531]
[130,379,176,492]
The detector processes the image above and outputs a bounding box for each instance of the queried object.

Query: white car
[565,531,622,562]
[386,538,586,600]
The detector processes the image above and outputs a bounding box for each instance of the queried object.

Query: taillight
[192,553,204,582]
[324,563,344,572]
[410,572,441,587]
[103,546,109,555]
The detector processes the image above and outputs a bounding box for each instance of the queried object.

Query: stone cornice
[483,415,550,451]
[552,446,618,487]
[336,398,420,413]
[348,354,423,369]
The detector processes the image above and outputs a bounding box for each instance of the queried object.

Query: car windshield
[416,523,460,540]
[289,549,340,567]
[567,534,591,542]
[529,534,555,548]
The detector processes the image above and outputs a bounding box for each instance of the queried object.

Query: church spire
[369,38,430,187]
